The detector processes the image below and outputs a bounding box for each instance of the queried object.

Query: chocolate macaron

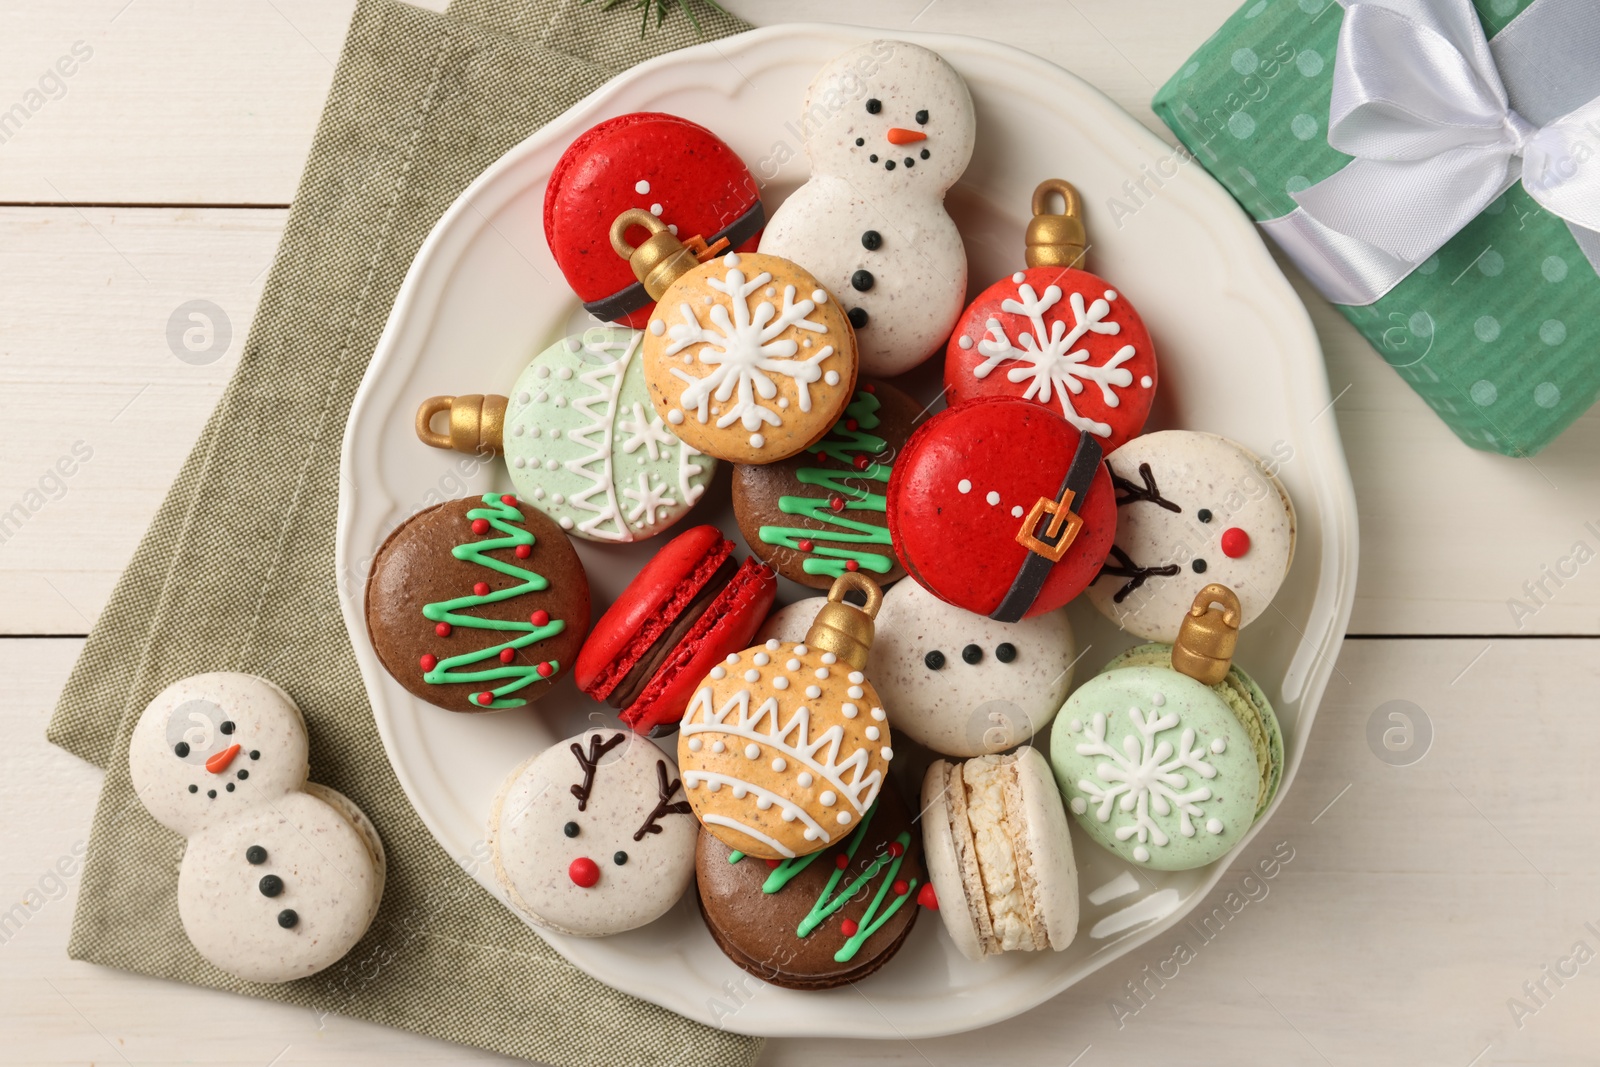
[365,493,591,712]
[696,780,930,990]
[732,380,919,589]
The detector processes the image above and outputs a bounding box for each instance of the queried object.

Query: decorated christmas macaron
[944,180,1156,452]
[365,493,590,712]
[1086,430,1295,643]
[544,113,763,328]
[416,328,715,542]
[489,729,699,937]
[921,746,1079,960]
[732,379,918,588]
[887,396,1116,622]
[678,573,892,860]
[128,673,385,983]
[1051,585,1283,871]
[612,210,858,464]
[575,525,777,735]
[758,40,975,377]
[696,779,930,989]
[869,576,1076,757]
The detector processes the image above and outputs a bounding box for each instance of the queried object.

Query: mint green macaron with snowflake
[504,327,716,542]
[1049,643,1282,871]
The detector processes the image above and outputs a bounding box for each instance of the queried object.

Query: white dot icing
[1133,845,1150,862]
[824,370,840,386]
[749,433,765,448]
[766,638,781,651]
[794,645,808,656]
[781,808,797,822]
[1206,818,1224,834]
[821,652,837,665]
[773,677,789,690]
[880,747,894,760]
[1012,271,1026,283]
[771,757,787,772]
[842,703,858,718]
[687,738,703,752]
[536,366,551,378]
[958,335,973,349]
[848,671,864,683]
[723,252,741,267]
[559,517,573,529]
[1152,692,1166,707]
[744,669,761,682]
[711,740,726,754]
[710,666,726,680]
[744,743,760,759]
[667,409,684,424]
[865,726,880,741]
[757,796,772,810]
[812,289,827,304]
[1070,797,1086,814]
[753,652,770,666]
[1141,375,1153,388]
[819,790,837,806]
[847,686,864,699]
[986,491,1000,506]
[815,667,830,680]
[958,479,972,493]
[837,812,852,826]
[1105,290,1117,301]
[1012,505,1024,518]
[650,203,663,216]
[635,180,650,194]
[870,707,886,721]
[786,659,801,671]
[797,772,814,788]
[805,685,822,699]
[1211,738,1226,754]
[725,653,739,665]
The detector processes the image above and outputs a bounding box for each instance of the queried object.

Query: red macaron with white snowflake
[886,397,1117,622]
[943,265,1157,453]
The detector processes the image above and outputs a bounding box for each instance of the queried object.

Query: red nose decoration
[1220,528,1251,559]
[917,883,939,910]
[206,744,241,774]
[569,857,600,888]
[886,127,926,145]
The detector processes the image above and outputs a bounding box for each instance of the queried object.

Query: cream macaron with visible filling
[921,746,1078,960]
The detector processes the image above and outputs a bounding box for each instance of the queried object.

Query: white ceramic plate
[336,23,1357,1039]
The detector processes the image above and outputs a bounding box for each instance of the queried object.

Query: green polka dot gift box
[1152,0,1600,457]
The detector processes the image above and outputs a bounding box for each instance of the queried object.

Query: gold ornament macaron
[677,573,892,859]
[611,209,858,464]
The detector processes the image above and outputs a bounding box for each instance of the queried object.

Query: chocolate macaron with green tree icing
[695,779,931,990]
[365,493,590,712]
[732,380,919,589]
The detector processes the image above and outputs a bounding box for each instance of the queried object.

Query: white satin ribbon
[1260,0,1600,305]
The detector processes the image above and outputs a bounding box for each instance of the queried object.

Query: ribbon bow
[1291,0,1600,266]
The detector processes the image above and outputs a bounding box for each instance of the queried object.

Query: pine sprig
[586,0,728,37]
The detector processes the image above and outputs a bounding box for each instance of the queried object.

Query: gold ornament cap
[1024,178,1087,269]
[1171,583,1242,687]
[610,208,708,301]
[803,573,883,671]
[415,394,507,455]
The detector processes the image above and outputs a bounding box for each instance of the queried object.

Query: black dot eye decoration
[851,270,874,292]
[866,98,882,114]
[563,821,580,838]
[237,769,249,780]
[962,644,983,665]
[613,851,629,866]
[861,230,882,250]
[206,789,217,799]
[249,750,261,760]
[219,721,236,735]
[246,845,268,865]
[869,153,879,163]
[277,909,298,929]
[920,149,930,160]
[173,741,190,758]
[924,649,946,670]
[904,157,915,168]
[1192,559,1209,573]
[996,643,1017,664]
[188,784,198,794]
[259,875,284,898]
[916,109,929,124]
[848,307,870,329]
[854,137,864,146]
[225,783,235,792]
[1197,508,1213,523]
[884,160,896,171]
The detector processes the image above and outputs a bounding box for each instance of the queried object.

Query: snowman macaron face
[872,577,1077,757]
[803,40,975,197]
[1087,431,1296,643]
[129,673,309,837]
[490,729,698,937]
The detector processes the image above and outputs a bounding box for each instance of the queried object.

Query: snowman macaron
[489,729,698,936]
[128,673,385,984]
[870,577,1078,757]
[1087,431,1296,643]
[759,40,975,377]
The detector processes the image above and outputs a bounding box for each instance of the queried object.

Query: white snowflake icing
[663,261,834,439]
[616,401,675,462]
[1073,705,1217,859]
[973,283,1137,438]
[622,471,676,527]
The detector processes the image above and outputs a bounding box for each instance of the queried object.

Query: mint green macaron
[1048,644,1281,871]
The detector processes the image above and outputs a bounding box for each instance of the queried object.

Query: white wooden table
[4,2,1597,1064]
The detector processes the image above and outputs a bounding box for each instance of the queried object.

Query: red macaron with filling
[575,525,777,734]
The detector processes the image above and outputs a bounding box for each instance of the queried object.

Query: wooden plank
[6,636,1595,1064]
[0,206,284,633]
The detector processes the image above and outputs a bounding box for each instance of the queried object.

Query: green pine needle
[587,0,728,37]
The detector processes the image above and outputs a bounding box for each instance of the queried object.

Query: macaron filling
[937,754,1051,955]
[604,555,736,710]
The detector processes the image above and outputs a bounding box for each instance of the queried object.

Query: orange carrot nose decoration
[886,128,926,145]
[206,744,241,774]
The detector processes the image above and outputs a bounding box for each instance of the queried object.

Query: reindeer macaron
[488,729,698,936]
